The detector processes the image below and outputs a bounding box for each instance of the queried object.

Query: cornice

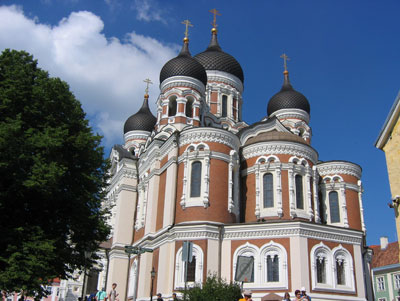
[205,70,243,93]
[270,108,310,123]
[317,162,362,179]
[160,76,205,95]
[179,127,240,150]
[242,141,318,164]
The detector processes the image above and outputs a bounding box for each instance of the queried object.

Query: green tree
[0,49,110,297]
[183,274,242,301]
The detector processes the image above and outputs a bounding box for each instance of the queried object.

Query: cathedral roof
[160,39,207,86]
[267,71,310,116]
[244,130,308,146]
[194,28,244,83]
[123,96,157,134]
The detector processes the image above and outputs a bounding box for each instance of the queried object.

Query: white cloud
[0,5,178,146]
[132,0,166,23]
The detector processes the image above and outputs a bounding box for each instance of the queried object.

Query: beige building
[375,90,400,258]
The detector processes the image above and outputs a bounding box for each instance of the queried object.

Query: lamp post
[150,267,156,301]
[81,251,91,301]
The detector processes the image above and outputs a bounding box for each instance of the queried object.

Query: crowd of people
[88,283,312,300]
[239,287,311,301]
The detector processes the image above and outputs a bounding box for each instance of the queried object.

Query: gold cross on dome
[209,8,221,28]
[143,78,153,95]
[280,53,290,72]
[181,19,193,39]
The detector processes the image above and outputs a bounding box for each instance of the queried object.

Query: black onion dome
[194,30,244,83]
[267,71,310,116]
[124,97,157,134]
[160,40,207,85]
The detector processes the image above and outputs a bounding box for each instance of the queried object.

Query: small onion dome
[123,95,157,134]
[159,38,207,85]
[267,71,310,116]
[194,28,244,83]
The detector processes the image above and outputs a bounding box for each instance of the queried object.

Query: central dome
[194,30,244,83]
[160,40,207,86]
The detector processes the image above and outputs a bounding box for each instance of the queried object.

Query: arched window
[186,256,196,282]
[266,254,279,282]
[316,256,327,284]
[190,161,202,197]
[221,95,227,117]
[329,191,340,223]
[295,175,304,209]
[336,257,345,285]
[168,96,177,116]
[263,173,274,208]
[186,98,193,118]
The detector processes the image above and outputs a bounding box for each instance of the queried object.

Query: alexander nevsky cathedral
[99,13,374,301]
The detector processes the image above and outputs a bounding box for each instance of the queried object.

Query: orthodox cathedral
[101,16,373,301]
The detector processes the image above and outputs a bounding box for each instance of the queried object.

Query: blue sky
[0,0,399,246]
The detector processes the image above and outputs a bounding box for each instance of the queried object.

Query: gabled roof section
[375,90,400,149]
[238,116,292,145]
[370,241,399,268]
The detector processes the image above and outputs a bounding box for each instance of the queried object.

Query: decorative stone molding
[317,161,362,179]
[180,127,240,150]
[357,180,366,232]
[206,70,243,93]
[270,108,310,124]
[239,118,289,145]
[160,76,205,95]
[242,141,318,164]
[313,166,321,223]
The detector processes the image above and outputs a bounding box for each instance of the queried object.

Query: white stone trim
[160,76,205,95]
[357,180,366,232]
[180,143,211,209]
[317,162,362,179]
[313,166,321,223]
[206,70,243,93]
[269,108,310,123]
[179,127,240,150]
[242,141,318,164]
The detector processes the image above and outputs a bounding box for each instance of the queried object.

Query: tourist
[239,290,253,301]
[282,292,291,301]
[156,293,163,301]
[171,293,179,301]
[108,283,118,301]
[95,288,107,301]
[300,287,311,300]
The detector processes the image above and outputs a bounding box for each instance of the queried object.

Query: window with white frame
[321,175,349,227]
[174,244,203,289]
[221,95,228,117]
[377,276,385,291]
[168,96,177,116]
[332,247,354,289]
[255,156,283,218]
[394,274,400,289]
[186,97,193,118]
[260,241,288,289]
[316,252,328,284]
[233,243,258,285]
[180,143,210,209]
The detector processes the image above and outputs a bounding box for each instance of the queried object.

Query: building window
[233,243,258,285]
[377,276,385,291]
[295,175,304,209]
[263,173,274,208]
[316,256,326,284]
[186,256,196,282]
[266,254,279,282]
[221,95,227,117]
[175,244,203,289]
[168,96,177,116]
[336,258,345,285]
[329,191,340,223]
[190,161,202,197]
[186,98,193,118]
[394,274,400,289]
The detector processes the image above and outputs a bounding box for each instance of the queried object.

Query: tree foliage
[0,49,110,297]
[183,275,242,301]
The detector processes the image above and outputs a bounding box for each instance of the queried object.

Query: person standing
[156,293,163,301]
[282,292,291,301]
[300,287,311,300]
[108,283,118,301]
[239,290,252,301]
[95,288,107,301]
[171,293,179,301]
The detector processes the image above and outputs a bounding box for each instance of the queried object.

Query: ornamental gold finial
[209,8,221,30]
[181,19,193,41]
[280,53,290,73]
[143,78,153,98]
